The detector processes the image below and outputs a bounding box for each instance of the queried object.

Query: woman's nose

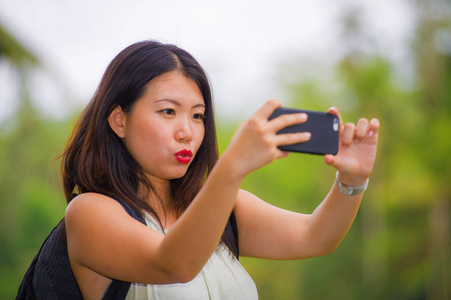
[175,122,193,143]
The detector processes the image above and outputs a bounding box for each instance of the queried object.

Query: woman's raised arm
[66,99,310,289]
[234,107,380,260]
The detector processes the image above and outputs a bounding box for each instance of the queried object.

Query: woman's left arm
[236,107,380,259]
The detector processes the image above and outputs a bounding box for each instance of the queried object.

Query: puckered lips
[175,149,193,164]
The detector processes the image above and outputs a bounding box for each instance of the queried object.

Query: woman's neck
[143,176,177,229]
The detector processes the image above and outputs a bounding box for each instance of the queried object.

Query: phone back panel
[269,108,339,155]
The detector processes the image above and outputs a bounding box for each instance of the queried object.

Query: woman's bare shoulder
[66,193,124,216]
[64,193,141,235]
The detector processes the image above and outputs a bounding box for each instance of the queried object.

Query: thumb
[325,154,335,166]
[324,154,342,170]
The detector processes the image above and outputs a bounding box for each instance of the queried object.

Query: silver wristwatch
[335,172,369,196]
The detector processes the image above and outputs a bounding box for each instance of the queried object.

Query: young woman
[62,40,379,299]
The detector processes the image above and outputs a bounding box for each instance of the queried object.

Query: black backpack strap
[229,211,239,257]
[102,279,130,300]
[110,196,145,225]
[223,211,239,259]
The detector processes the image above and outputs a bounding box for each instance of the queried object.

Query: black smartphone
[268,107,339,155]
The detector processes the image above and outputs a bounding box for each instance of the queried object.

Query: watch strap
[335,172,369,196]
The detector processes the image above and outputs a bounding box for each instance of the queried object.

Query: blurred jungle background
[1,1,450,299]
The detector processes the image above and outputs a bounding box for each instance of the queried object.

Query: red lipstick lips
[175,149,193,164]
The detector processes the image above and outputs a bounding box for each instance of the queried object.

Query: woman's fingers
[275,131,311,148]
[344,117,380,145]
[254,99,309,132]
[269,112,308,133]
[253,99,283,120]
[328,106,343,129]
[249,99,311,148]
[355,118,369,140]
[341,122,356,146]
[368,118,380,136]
[340,116,380,145]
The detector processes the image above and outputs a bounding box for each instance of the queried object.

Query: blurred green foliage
[0,104,70,296]
[1,1,450,299]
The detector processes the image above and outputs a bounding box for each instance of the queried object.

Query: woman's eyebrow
[154,99,181,106]
[193,103,206,109]
[155,99,205,109]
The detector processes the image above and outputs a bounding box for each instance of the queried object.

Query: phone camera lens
[333,118,339,132]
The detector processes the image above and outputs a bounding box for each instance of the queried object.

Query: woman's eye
[193,113,205,120]
[161,109,175,116]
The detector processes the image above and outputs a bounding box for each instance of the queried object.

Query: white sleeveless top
[125,213,258,300]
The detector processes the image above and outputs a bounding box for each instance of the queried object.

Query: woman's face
[120,70,206,183]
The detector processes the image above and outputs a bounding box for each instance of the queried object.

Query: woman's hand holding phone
[222,99,310,179]
[325,107,380,186]
[222,100,379,186]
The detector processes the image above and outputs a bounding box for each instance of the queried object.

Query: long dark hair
[61,41,233,250]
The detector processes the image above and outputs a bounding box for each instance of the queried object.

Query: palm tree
[0,21,38,67]
[0,20,40,114]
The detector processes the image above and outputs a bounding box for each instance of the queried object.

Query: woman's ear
[108,106,127,138]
